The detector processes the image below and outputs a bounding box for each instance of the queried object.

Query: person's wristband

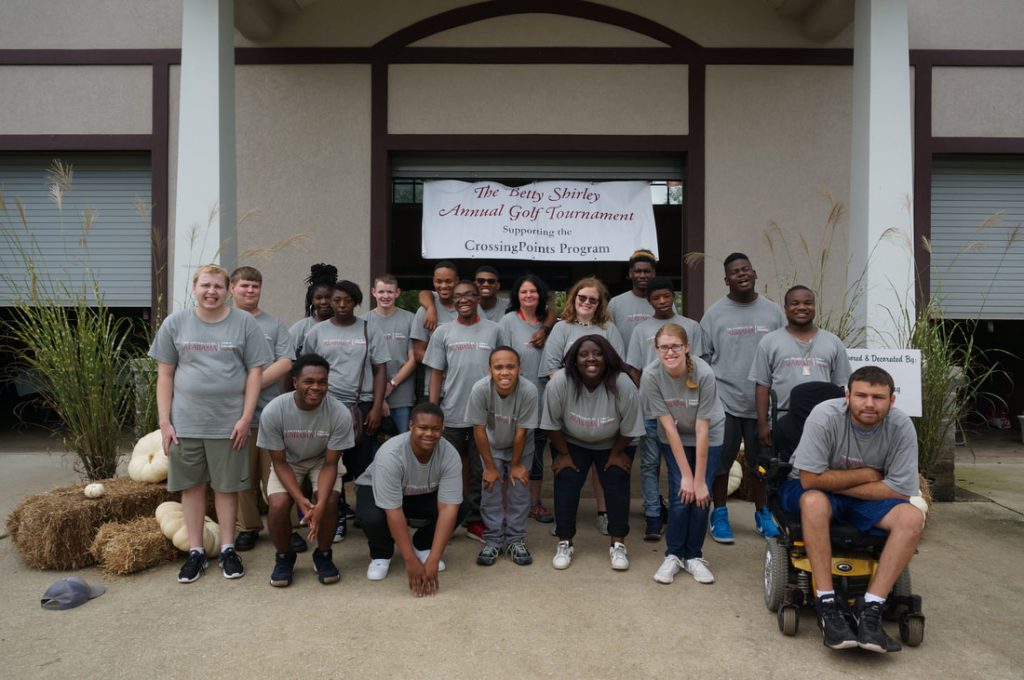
[389,378,397,387]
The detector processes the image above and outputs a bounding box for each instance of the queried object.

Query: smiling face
[489,349,520,395]
[433,267,458,304]
[230,278,261,312]
[648,287,675,318]
[475,271,499,300]
[575,339,606,382]
[293,365,329,410]
[372,281,399,310]
[784,287,816,328]
[453,282,479,320]
[517,280,539,312]
[724,258,756,295]
[409,413,444,455]
[846,379,895,429]
[574,286,600,321]
[312,284,334,320]
[192,272,229,310]
[629,261,655,293]
[331,290,356,322]
[654,327,689,372]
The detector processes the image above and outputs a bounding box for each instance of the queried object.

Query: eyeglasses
[655,343,686,354]
[453,292,479,300]
[576,294,599,306]
[475,277,498,285]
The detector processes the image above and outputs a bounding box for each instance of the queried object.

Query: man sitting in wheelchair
[779,365,923,653]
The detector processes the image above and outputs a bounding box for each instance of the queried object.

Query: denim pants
[389,406,411,434]
[442,426,482,524]
[639,418,662,518]
[661,442,720,560]
[480,451,534,548]
[356,485,468,560]
[554,442,634,540]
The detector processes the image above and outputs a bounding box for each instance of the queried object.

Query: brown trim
[704,48,852,66]
[235,48,372,65]
[910,50,1024,67]
[0,135,151,151]
[912,63,932,306]
[382,135,688,153]
[151,60,171,321]
[930,138,1024,154]
[0,49,179,65]
[370,61,390,281]
[388,47,691,64]
[684,60,705,318]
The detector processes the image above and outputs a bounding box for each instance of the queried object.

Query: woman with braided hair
[640,323,725,586]
[288,263,338,356]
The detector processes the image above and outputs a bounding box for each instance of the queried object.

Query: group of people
[150,248,924,652]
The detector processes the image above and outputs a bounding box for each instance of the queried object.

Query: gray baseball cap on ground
[41,577,106,610]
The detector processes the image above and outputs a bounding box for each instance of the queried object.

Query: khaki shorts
[267,456,343,497]
[167,438,249,493]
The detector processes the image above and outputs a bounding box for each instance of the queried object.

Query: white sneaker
[609,542,629,570]
[366,558,391,581]
[552,541,574,569]
[684,557,715,584]
[654,555,683,584]
[414,548,446,573]
[596,513,609,535]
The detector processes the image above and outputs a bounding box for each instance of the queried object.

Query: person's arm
[428,369,443,405]
[262,356,292,390]
[365,363,386,435]
[692,418,710,507]
[421,502,460,595]
[418,290,437,332]
[529,304,559,349]
[604,434,635,473]
[627,366,641,387]
[156,362,178,455]
[659,413,695,503]
[546,429,578,475]
[383,506,429,596]
[474,424,501,491]
[270,449,315,520]
[508,427,530,487]
[387,346,417,398]
[413,338,427,364]
[799,467,887,493]
[755,383,772,447]
[306,450,340,540]
[231,366,263,450]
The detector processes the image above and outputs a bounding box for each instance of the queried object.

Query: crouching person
[259,353,354,587]
[355,402,466,597]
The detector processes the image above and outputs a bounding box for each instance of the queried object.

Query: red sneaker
[529,502,555,524]
[465,521,486,543]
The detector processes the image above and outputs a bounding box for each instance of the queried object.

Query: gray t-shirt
[541,370,645,450]
[608,291,654,346]
[302,319,390,405]
[641,356,725,447]
[249,310,294,418]
[410,292,459,397]
[625,314,705,372]
[788,398,919,497]
[478,296,508,323]
[538,320,626,379]
[423,319,503,428]
[364,308,416,409]
[748,327,852,412]
[699,295,785,418]
[148,308,272,438]
[257,392,354,463]
[288,316,317,357]
[466,376,539,461]
[356,432,463,509]
[497,312,545,397]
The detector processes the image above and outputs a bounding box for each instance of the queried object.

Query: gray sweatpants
[480,451,534,549]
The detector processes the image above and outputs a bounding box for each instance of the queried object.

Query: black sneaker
[269,551,296,587]
[644,515,663,541]
[817,595,858,649]
[290,531,308,554]
[177,550,208,584]
[312,548,341,584]
[333,517,347,543]
[854,597,902,653]
[507,542,533,566]
[338,500,356,521]
[235,530,259,552]
[476,545,502,566]
[219,547,245,579]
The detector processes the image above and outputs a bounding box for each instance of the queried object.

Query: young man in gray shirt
[608,248,658,346]
[779,366,922,654]
[365,274,417,434]
[700,252,785,543]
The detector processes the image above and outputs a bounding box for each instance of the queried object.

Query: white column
[848,0,915,348]
[172,0,237,309]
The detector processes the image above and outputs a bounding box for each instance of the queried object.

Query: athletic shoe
[333,517,346,543]
[609,542,629,570]
[367,558,392,581]
[596,512,609,536]
[290,531,308,554]
[654,555,683,584]
[312,547,341,584]
[235,530,259,552]
[708,506,735,544]
[817,594,859,650]
[269,551,296,587]
[177,550,208,584]
[529,502,555,524]
[465,521,486,543]
[754,507,781,539]
[552,541,574,569]
[476,545,502,566]
[338,500,356,520]
[854,598,902,653]
[219,547,245,579]
[507,542,533,566]
[414,547,446,572]
[643,515,663,542]
[683,557,716,584]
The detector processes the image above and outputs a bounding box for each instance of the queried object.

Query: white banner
[421,180,659,261]
[846,348,922,417]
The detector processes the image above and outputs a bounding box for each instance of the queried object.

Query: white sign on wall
[421,180,659,261]
[846,348,922,417]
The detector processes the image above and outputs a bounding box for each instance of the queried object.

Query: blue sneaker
[709,506,735,544]
[755,507,781,539]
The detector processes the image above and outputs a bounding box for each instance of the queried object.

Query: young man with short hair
[608,248,658,346]
[354,402,466,596]
[467,346,539,566]
[259,354,354,587]
[412,261,460,401]
[780,366,923,653]
[699,253,785,542]
[366,274,417,433]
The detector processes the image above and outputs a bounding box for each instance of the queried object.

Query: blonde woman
[640,323,725,585]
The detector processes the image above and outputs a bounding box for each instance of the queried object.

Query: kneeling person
[468,347,540,566]
[258,354,355,587]
[780,366,923,653]
[355,402,466,597]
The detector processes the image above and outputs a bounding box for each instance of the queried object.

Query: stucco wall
[0,0,183,49]
[932,67,1024,138]
[704,65,854,321]
[388,64,688,135]
[0,66,152,134]
[908,0,1023,50]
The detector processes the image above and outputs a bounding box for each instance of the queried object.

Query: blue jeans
[640,418,662,517]
[554,442,634,540]
[661,442,720,560]
[389,406,411,434]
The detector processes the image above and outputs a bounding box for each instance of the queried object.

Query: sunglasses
[576,294,599,306]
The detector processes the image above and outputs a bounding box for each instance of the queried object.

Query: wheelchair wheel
[764,537,788,612]
[778,605,800,636]
[899,613,925,647]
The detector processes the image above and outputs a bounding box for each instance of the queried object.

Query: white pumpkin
[128,430,169,483]
[155,501,182,530]
[83,482,105,498]
[727,460,743,496]
[156,501,220,555]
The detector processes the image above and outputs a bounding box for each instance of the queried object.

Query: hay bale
[5,477,176,570]
[91,517,176,576]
